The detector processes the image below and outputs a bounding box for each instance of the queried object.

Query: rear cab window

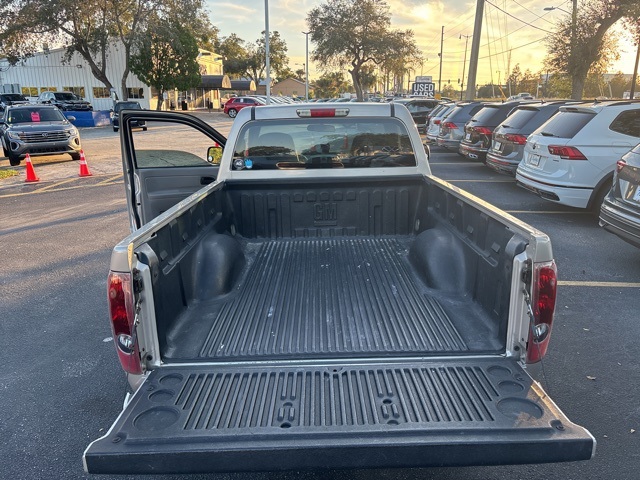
[231,117,417,170]
[532,110,596,138]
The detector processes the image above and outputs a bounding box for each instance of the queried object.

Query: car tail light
[548,145,587,160]
[526,261,557,364]
[442,121,457,129]
[296,108,349,117]
[473,126,493,136]
[108,271,142,374]
[434,119,441,125]
[616,159,627,173]
[504,134,527,145]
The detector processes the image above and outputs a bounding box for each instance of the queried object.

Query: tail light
[442,121,457,129]
[434,119,441,125]
[526,261,557,364]
[548,145,587,160]
[296,108,349,117]
[108,271,142,374]
[473,126,493,136]
[504,134,527,145]
[616,159,626,173]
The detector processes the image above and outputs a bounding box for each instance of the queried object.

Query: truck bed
[164,236,502,361]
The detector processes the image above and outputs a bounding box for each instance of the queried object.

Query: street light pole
[459,34,471,100]
[438,26,444,95]
[264,0,271,104]
[302,31,310,101]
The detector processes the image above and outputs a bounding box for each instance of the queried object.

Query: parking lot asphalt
[1,120,639,480]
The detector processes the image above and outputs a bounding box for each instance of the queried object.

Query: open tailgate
[84,358,594,474]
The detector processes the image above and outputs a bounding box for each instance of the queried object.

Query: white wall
[0,42,150,111]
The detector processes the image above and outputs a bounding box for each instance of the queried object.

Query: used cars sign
[412,82,435,97]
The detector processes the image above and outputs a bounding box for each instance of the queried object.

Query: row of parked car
[424,98,640,249]
[0,91,93,112]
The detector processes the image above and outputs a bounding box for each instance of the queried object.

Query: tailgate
[84,358,594,474]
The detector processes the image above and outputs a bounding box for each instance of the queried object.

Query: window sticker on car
[31,111,41,122]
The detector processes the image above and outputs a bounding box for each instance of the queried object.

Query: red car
[223,96,265,118]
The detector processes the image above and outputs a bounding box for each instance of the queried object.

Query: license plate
[529,154,540,166]
[494,141,502,151]
[465,133,471,140]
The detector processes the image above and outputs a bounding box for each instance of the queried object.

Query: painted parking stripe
[506,210,592,215]
[34,178,78,192]
[0,179,122,198]
[430,162,485,166]
[558,281,640,288]
[95,174,123,185]
[447,179,515,183]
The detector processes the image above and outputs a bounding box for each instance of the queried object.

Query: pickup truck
[84,103,594,474]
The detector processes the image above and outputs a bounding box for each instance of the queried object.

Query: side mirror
[207,144,223,165]
[66,116,76,122]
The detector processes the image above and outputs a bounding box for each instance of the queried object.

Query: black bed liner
[84,358,595,474]
[164,237,502,360]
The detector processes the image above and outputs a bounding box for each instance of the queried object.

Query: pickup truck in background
[84,103,594,474]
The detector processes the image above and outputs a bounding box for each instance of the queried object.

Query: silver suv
[1,105,81,166]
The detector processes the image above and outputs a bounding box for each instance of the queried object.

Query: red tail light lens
[473,126,493,136]
[442,121,457,129]
[616,159,627,173]
[434,119,441,125]
[548,145,587,160]
[108,271,142,374]
[504,134,528,145]
[296,108,349,117]
[526,261,557,364]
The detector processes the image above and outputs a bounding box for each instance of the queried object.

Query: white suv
[516,101,640,210]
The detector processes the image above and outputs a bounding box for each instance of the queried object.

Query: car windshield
[7,107,66,124]
[232,117,416,170]
[115,102,141,112]
[54,92,80,101]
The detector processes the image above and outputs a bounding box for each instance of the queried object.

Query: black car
[37,91,93,111]
[436,101,485,151]
[0,93,30,111]
[599,142,640,248]
[111,101,146,132]
[485,100,578,176]
[459,100,539,161]
[393,98,440,133]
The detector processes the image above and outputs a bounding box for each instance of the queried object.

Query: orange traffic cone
[24,153,40,183]
[78,150,92,177]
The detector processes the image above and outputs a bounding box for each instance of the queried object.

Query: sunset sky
[206,0,637,88]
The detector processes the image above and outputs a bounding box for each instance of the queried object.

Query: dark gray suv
[1,105,82,166]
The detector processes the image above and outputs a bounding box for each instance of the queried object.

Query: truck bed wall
[140,176,525,359]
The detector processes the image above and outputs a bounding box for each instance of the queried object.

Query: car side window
[609,110,640,138]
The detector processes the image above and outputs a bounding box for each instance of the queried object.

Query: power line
[511,0,557,26]
[479,36,546,59]
[484,0,554,35]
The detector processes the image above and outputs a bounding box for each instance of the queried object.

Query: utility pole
[631,40,640,100]
[465,0,485,100]
[302,31,310,101]
[264,0,271,104]
[460,34,471,100]
[438,26,444,95]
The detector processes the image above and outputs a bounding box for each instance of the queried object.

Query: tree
[307,0,421,101]
[216,34,250,79]
[544,0,640,100]
[313,72,350,98]
[130,14,201,110]
[215,31,289,82]
[608,72,631,98]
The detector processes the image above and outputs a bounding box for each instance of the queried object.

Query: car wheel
[70,152,81,161]
[113,126,119,132]
[228,109,237,118]
[8,152,21,166]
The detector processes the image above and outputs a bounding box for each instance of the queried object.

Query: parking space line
[558,281,640,288]
[506,210,592,215]
[95,174,123,185]
[430,162,485,166]
[0,180,121,198]
[34,178,78,192]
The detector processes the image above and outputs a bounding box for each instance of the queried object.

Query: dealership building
[0,41,232,120]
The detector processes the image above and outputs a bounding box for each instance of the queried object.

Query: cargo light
[504,134,528,145]
[548,145,587,160]
[108,271,142,374]
[526,261,557,364]
[296,108,349,118]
